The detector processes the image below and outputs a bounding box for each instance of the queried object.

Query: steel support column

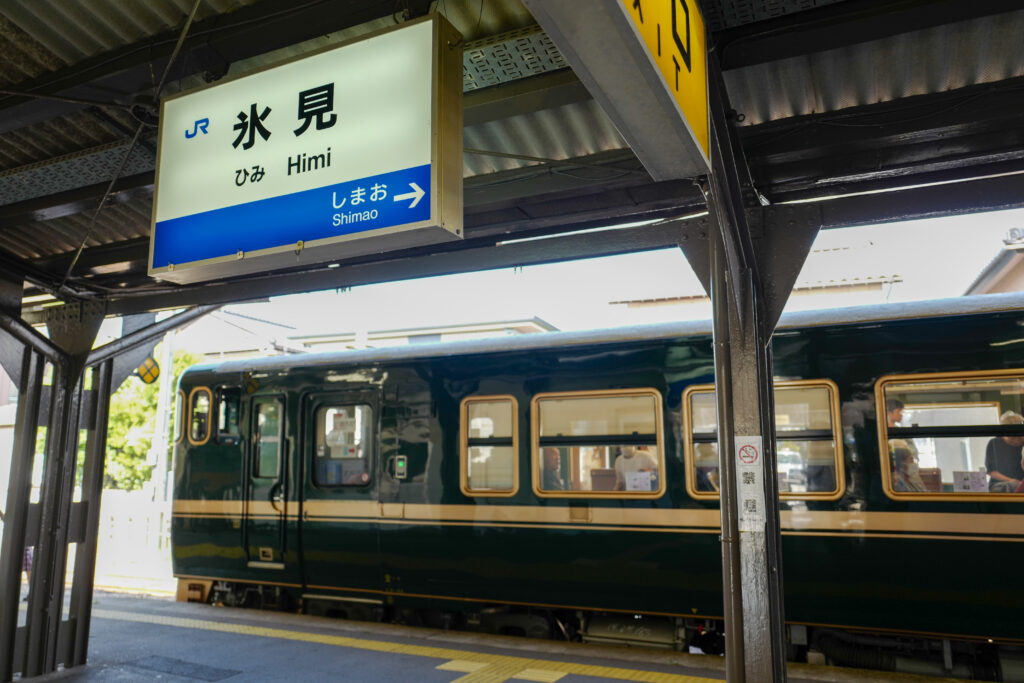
[23,354,84,676]
[68,358,113,666]
[704,52,787,681]
[0,304,216,681]
[0,348,45,681]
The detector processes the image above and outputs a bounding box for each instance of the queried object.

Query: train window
[188,387,212,446]
[174,389,185,443]
[532,389,665,498]
[314,405,373,486]
[683,380,844,501]
[255,401,282,478]
[217,389,241,443]
[460,396,518,496]
[877,371,1024,500]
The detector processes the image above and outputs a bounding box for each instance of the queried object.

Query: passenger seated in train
[985,411,1024,493]
[1016,449,1024,493]
[614,446,658,491]
[886,398,926,493]
[541,447,565,490]
[693,443,719,492]
[891,440,927,492]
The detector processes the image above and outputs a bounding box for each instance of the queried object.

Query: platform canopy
[2,0,1023,318]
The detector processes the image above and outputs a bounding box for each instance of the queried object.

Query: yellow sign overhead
[620,0,709,162]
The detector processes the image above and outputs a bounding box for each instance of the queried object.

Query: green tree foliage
[104,346,203,490]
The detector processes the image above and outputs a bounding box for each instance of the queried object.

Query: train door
[243,395,299,585]
[300,391,382,604]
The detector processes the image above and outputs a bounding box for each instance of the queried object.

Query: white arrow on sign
[393,182,425,209]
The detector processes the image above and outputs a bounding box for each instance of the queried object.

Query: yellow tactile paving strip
[92,609,719,683]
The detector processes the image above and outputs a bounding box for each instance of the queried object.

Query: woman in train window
[891,440,927,492]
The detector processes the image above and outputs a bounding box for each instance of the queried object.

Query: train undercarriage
[185,579,1024,682]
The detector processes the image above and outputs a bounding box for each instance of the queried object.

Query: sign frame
[149,15,463,284]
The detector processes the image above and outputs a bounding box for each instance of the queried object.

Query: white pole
[149,332,175,505]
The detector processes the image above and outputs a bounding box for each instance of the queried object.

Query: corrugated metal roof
[0,13,63,87]
[0,0,1021,284]
[727,9,1024,126]
[0,109,143,172]
[0,196,151,261]
[703,0,846,32]
[436,0,535,42]
[0,0,259,68]
[464,100,625,177]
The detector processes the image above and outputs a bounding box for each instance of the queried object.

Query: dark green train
[171,294,1024,679]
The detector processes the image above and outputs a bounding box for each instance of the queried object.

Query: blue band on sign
[151,164,432,269]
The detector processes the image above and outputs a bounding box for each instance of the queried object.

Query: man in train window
[985,411,1024,493]
[885,399,906,429]
[614,446,657,491]
[541,447,565,490]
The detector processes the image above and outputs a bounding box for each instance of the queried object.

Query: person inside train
[891,440,927,492]
[541,447,565,490]
[1016,450,1024,493]
[886,398,905,428]
[985,411,1024,493]
[614,445,657,491]
[694,443,719,491]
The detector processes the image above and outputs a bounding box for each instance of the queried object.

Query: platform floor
[21,592,967,683]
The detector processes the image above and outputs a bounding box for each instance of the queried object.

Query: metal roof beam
[0,172,153,229]
[31,238,150,277]
[717,0,1024,70]
[463,69,588,127]
[817,172,1024,229]
[742,75,1024,199]
[101,218,695,316]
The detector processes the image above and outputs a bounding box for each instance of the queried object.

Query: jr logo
[185,118,210,139]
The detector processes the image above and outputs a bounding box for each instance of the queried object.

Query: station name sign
[149,16,463,284]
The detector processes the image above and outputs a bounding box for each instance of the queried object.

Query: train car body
[171,295,1024,674]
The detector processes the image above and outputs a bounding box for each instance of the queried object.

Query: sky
[163,206,1024,352]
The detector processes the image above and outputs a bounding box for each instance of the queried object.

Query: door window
[217,388,241,443]
[255,401,282,478]
[314,404,373,486]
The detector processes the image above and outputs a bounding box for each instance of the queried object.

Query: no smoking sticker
[736,436,765,532]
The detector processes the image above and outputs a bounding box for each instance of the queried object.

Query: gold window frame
[531,388,666,499]
[460,395,519,497]
[682,379,845,501]
[876,369,1024,502]
[187,386,213,446]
